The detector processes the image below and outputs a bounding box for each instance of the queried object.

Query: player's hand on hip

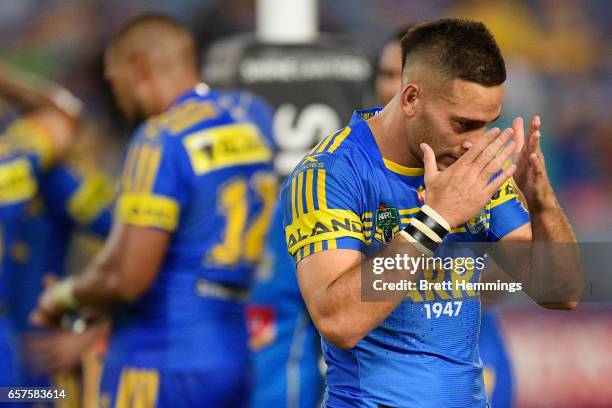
[512,116,555,211]
[421,127,517,228]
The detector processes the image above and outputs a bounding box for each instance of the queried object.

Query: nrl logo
[467,208,488,234]
[375,203,399,244]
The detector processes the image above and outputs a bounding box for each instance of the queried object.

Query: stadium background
[0,0,610,407]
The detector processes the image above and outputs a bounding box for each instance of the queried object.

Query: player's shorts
[99,362,251,408]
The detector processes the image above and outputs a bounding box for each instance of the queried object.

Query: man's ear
[128,51,151,84]
[400,83,420,117]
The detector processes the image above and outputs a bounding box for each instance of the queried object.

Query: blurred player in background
[245,87,323,408]
[0,70,114,408]
[0,67,80,398]
[282,18,580,407]
[33,14,276,407]
[375,26,515,408]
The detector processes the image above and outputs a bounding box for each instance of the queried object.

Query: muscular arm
[494,117,582,309]
[31,222,170,327]
[74,222,170,306]
[298,240,428,349]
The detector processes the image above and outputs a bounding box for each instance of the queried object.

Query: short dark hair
[400,18,506,86]
[390,24,414,44]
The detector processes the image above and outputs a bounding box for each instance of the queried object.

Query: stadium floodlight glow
[256,0,317,43]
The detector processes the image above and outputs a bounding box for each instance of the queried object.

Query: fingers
[420,143,439,176]
[42,273,58,288]
[529,152,546,177]
[485,164,517,197]
[473,127,514,171]
[481,139,516,179]
[512,117,525,154]
[527,116,540,139]
[457,127,501,165]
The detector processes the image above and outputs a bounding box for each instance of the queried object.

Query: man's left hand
[30,274,77,328]
[512,116,557,211]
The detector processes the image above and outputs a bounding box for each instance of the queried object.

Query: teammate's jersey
[0,117,58,388]
[108,85,276,372]
[0,117,59,306]
[248,205,323,408]
[7,163,113,333]
[280,108,529,408]
[479,310,514,408]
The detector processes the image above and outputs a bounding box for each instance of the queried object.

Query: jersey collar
[350,107,424,177]
[170,82,211,107]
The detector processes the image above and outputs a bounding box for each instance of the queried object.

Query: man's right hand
[421,127,517,228]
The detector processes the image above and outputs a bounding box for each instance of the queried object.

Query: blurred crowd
[0,0,609,240]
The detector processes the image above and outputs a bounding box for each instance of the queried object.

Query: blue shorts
[99,362,251,408]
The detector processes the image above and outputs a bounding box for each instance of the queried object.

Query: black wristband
[412,210,450,242]
[402,223,439,253]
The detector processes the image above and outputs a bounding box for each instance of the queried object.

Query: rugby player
[0,67,80,391]
[32,14,275,407]
[375,25,516,407]
[281,18,581,407]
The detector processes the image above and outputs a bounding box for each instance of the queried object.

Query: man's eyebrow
[451,114,501,125]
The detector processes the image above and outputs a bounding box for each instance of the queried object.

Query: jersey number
[208,171,276,266]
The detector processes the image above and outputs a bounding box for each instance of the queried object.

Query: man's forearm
[0,67,82,119]
[529,193,583,303]
[314,237,430,348]
[73,256,125,308]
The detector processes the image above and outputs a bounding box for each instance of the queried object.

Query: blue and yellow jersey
[0,116,62,306]
[479,310,514,408]
[0,116,63,388]
[108,85,276,371]
[7,163,113,333]
[280,108,529,408]
[0,117,54,222]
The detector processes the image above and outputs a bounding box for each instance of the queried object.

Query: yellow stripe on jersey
[133,145,151,192]
[305,169,315,213]
[382,158,424,176]
[121,145,140,192]
[116,192,180,231]
[316,169,327,209]
[4,119,54,169]
[115,368,160,408]
[123,144,162,193]
[0,159,37,204]
[285,208,365,256]
[291,176,298,221]
[313,133,334,154]
[142,146,161,192]
[296,171,305,217]
[67,173,115,225]
[399,207,420,215]
[326,127,351,153]
[151,100,218,136]
[182,123,272,175]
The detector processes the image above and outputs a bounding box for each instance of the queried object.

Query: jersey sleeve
[487,178,530,241]
[115,128,191,232]
[0,152,38,221]
[3,117,56,171]
[40,164,114,237]
[281,152,366,263]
